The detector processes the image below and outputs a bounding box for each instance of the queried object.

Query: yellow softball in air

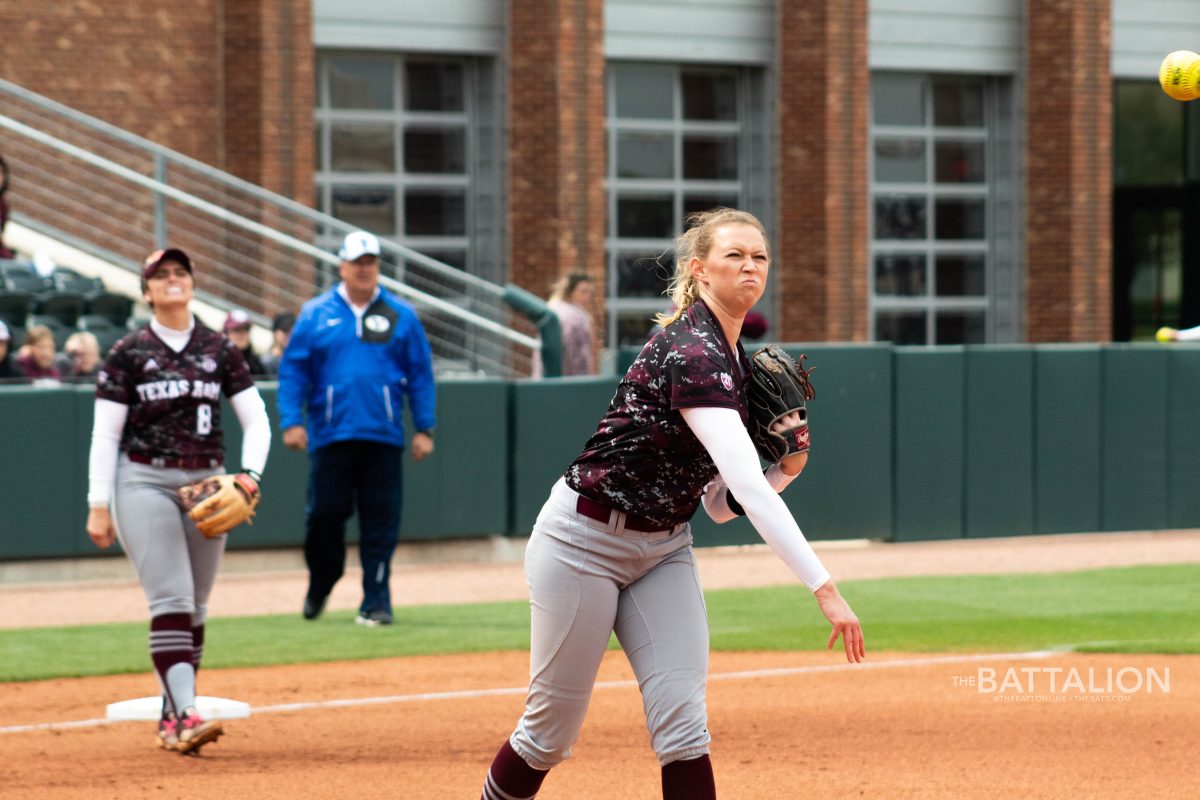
[1159,50,1200,101]
[1156,327,1178,343]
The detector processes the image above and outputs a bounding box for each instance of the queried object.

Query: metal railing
[0,77,542,378]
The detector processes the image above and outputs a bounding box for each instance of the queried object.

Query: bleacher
[0,257,135,356]
[1,77,545,378]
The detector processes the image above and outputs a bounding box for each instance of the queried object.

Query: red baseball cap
[224,309,252,331]
[142,248,193,280]
[742,311,769,340]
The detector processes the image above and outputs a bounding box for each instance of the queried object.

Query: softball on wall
[1156,327,1178,343]
[1159,50,1200,101]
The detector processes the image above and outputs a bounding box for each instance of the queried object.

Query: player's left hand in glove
[179,472,260,537]
[747,345,816,463]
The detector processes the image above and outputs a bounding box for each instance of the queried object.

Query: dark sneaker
[354,609,394,627]
[303,595,327,620]
[175,708,224,754]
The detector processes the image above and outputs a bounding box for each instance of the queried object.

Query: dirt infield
[1,531,1198,798]
[1,651,1196,799]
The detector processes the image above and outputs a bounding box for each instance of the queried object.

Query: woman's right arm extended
[86,399,128,548]
[681,405,865,662]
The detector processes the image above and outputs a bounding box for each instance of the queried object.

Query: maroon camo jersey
[565,299,751,528]
[95,323,254,463]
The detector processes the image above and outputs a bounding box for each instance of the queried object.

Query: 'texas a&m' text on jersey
[96,323,254,464]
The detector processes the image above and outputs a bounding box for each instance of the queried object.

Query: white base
[105,695,251,721]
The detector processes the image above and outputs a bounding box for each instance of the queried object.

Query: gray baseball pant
[111,455,226,623]
[509,478,711,770]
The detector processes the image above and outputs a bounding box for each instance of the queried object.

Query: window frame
[604,62,766,349]
[869,73,1012,345]
[314,51,479,283]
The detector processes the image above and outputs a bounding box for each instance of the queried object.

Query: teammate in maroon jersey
[480,209,864,800]
[84,248,272,754]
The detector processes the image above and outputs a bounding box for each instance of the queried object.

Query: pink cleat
[174,708,224,754]
[155,715,179,750]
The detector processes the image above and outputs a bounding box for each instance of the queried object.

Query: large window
[870,74,1017,344]
[314,52,502,283]
[1112,81,1200,341]
[605,63,767,347]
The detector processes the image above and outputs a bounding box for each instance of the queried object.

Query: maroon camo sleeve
[95,341,134,405]
[220,340,255,397]
[664,336,741,412]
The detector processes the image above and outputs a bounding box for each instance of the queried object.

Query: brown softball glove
[179,473,260,537]
[747,345,815,463]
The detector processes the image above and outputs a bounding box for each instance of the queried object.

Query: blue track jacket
[277,285,436,452]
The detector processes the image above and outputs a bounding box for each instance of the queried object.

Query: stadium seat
[51,267,105,297]
[88,292,134,327]
[0,261,47,294]
[0,258,28,283]
[28,314,72,350]
[36,291,87,327]
[0,290,31,332]
[77,314,126,357]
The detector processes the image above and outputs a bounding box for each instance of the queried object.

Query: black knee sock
[149,613,194,716]
[191,623,205,672]
[481,740,548,800]
[662,754,716,800]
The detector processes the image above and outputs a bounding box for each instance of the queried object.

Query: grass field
[1,563,1196,683]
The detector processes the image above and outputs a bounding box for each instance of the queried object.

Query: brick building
[0,0,1197,348]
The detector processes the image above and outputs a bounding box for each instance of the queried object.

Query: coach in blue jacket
[278,231,436,627]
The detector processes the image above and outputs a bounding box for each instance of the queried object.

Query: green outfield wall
[2,343,1199,561]
[1034,347,1103,534]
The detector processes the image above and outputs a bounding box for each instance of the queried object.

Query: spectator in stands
[0,320,17,380]
[547,272,597,376]
[259,310,296,377]
[224,309,266,376]
[0,156,13,259]
[55,331,102,381]
[16,324,61,383]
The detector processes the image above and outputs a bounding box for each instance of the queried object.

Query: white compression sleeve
[702,463,798,522]
[87,399,129,507]
[682,406,830,591]
[230,387,271,476]
[1176,325,1200,342]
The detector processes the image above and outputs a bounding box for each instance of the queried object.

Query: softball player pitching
[480,209,865,800]
[84,248,271,754]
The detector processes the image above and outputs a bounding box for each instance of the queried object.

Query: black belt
[128,453,222,470]
[575,496,673,533]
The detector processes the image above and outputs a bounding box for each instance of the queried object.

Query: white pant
[510,478,712,769]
